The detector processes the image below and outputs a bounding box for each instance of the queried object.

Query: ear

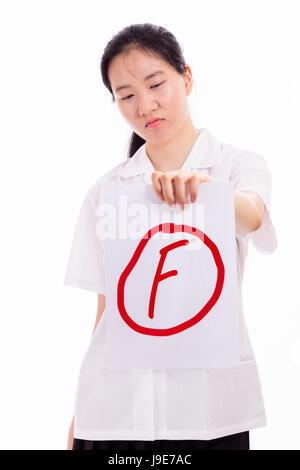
[183,64,194,96]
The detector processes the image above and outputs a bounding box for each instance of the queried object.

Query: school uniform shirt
[64,127,277,441]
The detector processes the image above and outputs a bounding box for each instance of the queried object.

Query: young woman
[64,23,277,451]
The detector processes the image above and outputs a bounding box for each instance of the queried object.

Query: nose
[137,94,158,117]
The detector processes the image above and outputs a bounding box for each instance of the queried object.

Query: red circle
[117,223,225,336]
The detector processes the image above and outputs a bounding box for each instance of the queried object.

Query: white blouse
[64,128,277,441]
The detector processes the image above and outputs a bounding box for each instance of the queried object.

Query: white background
[0,0,299,450]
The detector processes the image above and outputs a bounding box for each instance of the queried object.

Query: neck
[145,117,200,172]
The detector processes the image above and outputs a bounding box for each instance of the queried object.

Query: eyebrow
[115,70,164,93]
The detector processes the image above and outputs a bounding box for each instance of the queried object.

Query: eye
[121,94,134,101]
[151,81,165,89]
[120,81,165,101]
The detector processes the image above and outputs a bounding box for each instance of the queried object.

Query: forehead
[108,48,174,87]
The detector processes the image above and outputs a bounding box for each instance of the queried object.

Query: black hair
[100,23,187,158]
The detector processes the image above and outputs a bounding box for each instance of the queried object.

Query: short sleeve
[64,190,106,294]
[231,151,278,254]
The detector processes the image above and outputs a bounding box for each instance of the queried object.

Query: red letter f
[148,239,189,319]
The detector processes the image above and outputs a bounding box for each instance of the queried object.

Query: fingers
[189,174,216,202]
[172,174,187,209]
[151,171,164,201]
[160,173,176,205]
[151,170,178,205]
[151,171,215,208]
[189,175,201,203]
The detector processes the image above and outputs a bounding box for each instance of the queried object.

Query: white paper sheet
[99,181,240,369]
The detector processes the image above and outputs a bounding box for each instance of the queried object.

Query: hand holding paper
[151,170,216,208]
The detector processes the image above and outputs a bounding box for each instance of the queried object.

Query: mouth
[146,119,164,128]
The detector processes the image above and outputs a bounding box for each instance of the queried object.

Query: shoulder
[211,138,272,188]
[83,159,129,207]
[219,139,270,173]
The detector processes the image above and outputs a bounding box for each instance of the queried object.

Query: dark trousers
[72,430,249,451]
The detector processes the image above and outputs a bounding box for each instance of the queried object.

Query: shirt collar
[119,128,223,184]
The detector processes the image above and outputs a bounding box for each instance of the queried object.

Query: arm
[234,190,266,235]
[67,416,75,450]
[92,293,106,335]
[67,293,106,450]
